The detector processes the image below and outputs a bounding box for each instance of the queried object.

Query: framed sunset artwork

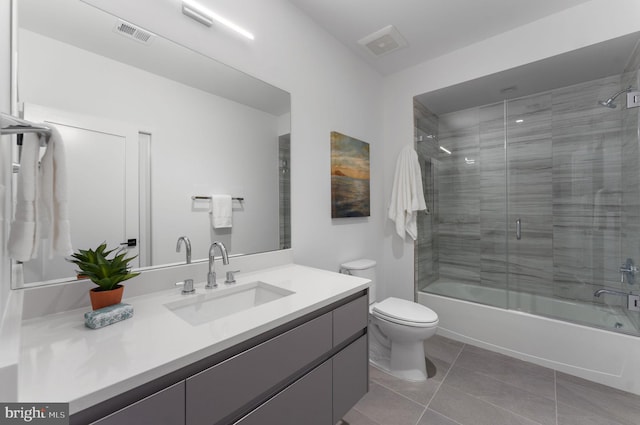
[331,131,370,218]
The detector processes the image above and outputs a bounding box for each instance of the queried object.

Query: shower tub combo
[413,33,640,395]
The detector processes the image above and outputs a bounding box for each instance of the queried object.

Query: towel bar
[192,196,244,201]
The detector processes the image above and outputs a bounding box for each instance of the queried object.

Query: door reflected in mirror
[12,0,291,287]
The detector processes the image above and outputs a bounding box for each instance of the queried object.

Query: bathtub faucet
[593,288,629,298]
[594,288,640,311]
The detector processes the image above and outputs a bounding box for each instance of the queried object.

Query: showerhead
[598,86,635,109]
[598,99,617,108]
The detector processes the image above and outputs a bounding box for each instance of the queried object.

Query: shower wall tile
[414,100,440,293]
[438,109,481,284]
[507,94,554,296]
[552,76,623,300]
[621,45,640,328]
[479,102,507,289]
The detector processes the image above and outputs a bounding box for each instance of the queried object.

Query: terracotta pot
[89,285,124,310]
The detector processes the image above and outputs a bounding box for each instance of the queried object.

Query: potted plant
[68,242,140,310]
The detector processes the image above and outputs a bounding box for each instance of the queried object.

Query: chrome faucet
[594,288,640,311]
[594,288,629,298]
[205,241,229,289]
[176,236,192,264]
[175,236,194,294]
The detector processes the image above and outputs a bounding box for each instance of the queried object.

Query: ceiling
[288,0,594,76]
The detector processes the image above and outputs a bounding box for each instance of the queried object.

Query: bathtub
[419,281,640,396]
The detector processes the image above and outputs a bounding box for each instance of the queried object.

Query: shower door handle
[516,218,522,240]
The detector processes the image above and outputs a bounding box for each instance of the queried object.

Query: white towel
[210,194,232,228]
[8,133,41,261]
[39,124,73,258]
[388,144,427,240]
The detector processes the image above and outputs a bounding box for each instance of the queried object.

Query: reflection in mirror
[12,0,291,288]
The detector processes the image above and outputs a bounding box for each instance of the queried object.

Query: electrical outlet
[628,294,640,312]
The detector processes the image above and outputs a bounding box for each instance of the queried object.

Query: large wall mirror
[11,0,291,288]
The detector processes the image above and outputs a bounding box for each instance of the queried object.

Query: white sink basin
[165,281,294,326]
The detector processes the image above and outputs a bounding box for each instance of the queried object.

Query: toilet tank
[340,259,377,303]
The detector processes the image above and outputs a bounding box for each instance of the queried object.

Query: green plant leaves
[67,242,140,291]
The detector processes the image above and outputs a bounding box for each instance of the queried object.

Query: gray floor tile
[443,364,556,425]
[352,381,426,425]
[557,400,627,425]
[454,344,556,400]
[369,364,442,406]
[349,335,640,425]
[556,372,640,425]
[429,385,544,425]
[416,409,462,425]
[424,334,465,366]
[342,407,383,425]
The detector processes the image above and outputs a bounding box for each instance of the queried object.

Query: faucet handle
[176,279,195,295]
[206,272,218,289]
[225,270,240,285]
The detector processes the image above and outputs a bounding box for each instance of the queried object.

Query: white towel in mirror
[39,124,73,258]
[210,194,232,228]
[8,133,41,261]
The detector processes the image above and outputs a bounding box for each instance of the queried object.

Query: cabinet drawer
[333,335,368,424]
[333,295,368,346]
[186,312,332,425]
[234,360,332,425]
[91,381,185,425]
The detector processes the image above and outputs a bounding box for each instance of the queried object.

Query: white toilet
[340,259,439,382]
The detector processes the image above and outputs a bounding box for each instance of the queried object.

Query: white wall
[18,29,280,266]
[381,0,640,301]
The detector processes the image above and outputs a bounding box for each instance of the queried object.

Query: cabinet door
[333,335,368,424]
[333,295,368,346]
[186,313,332,425]
[91,381,184,425]
[234,360,332,425]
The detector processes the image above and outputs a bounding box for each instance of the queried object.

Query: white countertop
[18,264,369,414]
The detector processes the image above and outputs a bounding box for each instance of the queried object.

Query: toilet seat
[372,297,438,328]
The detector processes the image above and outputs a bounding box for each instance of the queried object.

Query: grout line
[423,342,466,410]
[413,405,429,425]
[369,370,430,407]
[423,409,466,425]
[429,343,549,425]
[352,406,384,425]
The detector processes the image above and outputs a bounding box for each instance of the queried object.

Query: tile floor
[341,335,640,425]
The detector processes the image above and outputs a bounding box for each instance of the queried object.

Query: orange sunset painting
[331,131,370,218]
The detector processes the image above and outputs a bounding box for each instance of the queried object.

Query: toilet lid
[372,297,438,325]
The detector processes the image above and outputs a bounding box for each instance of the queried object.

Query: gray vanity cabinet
[76,291,368,425]
[233,360,333,425]
[185,313,333,425]
[333,335,368,423]
[91,381,185,425]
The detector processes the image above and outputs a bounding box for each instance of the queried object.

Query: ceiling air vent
[114,20,154,45]
[358,25,407,57]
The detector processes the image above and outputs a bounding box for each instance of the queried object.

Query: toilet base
[369,328,428,382]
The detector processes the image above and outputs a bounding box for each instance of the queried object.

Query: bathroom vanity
[17,263,370,425]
